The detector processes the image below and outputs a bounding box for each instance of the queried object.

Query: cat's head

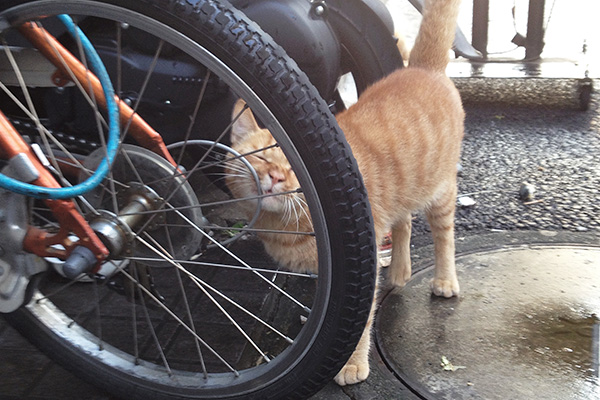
[226,99,304,218]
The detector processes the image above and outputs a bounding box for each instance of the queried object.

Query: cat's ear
[231,99,260,145]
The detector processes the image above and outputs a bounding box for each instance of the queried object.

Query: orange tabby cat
[225,0,464,386]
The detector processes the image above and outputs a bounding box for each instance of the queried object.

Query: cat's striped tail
[408,0,461,73]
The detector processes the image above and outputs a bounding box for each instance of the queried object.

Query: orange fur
[409,0,461,72]
[226,102,316,273]
[226,0,464,386]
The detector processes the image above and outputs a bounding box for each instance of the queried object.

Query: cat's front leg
[333,277,378,386]
[430,261,460,298]
[334,341,370,385]
[334,308,373,386]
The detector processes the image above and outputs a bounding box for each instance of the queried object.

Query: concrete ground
[1,76,599,399]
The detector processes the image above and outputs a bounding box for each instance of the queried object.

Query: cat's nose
[269,170,285,185]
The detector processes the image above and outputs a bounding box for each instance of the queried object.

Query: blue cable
[0,14,119,199]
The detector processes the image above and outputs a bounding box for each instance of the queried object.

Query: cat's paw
[334,360,370,386]
[430,277,460,298]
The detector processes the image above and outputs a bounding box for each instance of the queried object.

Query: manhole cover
[377,245,600,400]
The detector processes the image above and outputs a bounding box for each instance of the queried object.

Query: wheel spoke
[128,236,240,374]
[129,242,298,345]
[91,278,104,349]
[126,256,315,278]
[120,39,163,141]
[135,233,276,365]
[131,261,174,375]
[164,203,312,313]
[161,225,208,377]
[172,265,209,378]
[0,2,377,397]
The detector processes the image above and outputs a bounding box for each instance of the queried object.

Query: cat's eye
[253,154,268,163]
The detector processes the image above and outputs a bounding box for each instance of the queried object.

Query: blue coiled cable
[0,14,119,199]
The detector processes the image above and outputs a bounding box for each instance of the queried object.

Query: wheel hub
[82,144,203,265]
[89,183,161,257]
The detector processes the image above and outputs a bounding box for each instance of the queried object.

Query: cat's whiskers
[209,175,239,186]
[281,195,293,224]
[290,196,301,241]
[283,195,293,228]
[223,163,255,188]
[220,173,249,182]
[293,193,311,226]
[223,162,252,176]
[275,194,297,235]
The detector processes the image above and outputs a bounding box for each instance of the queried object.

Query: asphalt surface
[411,77,600,245]
[1,77,599,399]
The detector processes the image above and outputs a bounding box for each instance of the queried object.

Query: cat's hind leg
[425,185,459,298]
[387,215,413,287]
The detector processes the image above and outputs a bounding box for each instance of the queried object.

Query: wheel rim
[0,1,334,395]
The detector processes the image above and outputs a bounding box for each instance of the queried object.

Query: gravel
[410,78,600,241]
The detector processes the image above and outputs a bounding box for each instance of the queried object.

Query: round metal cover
[377,245,600,400]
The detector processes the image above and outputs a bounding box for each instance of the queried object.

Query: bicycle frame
[0,21,180,269]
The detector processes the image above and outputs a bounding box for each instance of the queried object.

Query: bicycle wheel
[0,1,376,399]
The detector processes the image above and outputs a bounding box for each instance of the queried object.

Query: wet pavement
[2,76,599,399]
[379,240,600,400]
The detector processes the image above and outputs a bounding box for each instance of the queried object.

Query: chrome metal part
[89,184,161,257]
[0,46,69,87]
[82,144,203,266]
[0,167,47,313]
[89,210,133,257]
[6,153,39,183]
[118,183,162,229]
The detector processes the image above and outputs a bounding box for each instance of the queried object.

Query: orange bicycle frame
[0,21,179,266]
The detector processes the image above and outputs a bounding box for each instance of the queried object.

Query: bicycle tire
[0,0,376,399]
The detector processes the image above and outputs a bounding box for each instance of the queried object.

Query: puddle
[515,308,599,383]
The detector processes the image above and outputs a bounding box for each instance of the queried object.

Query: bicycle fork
[0,110,108,311]
[0,22,180,312]
[0,107,167,311]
